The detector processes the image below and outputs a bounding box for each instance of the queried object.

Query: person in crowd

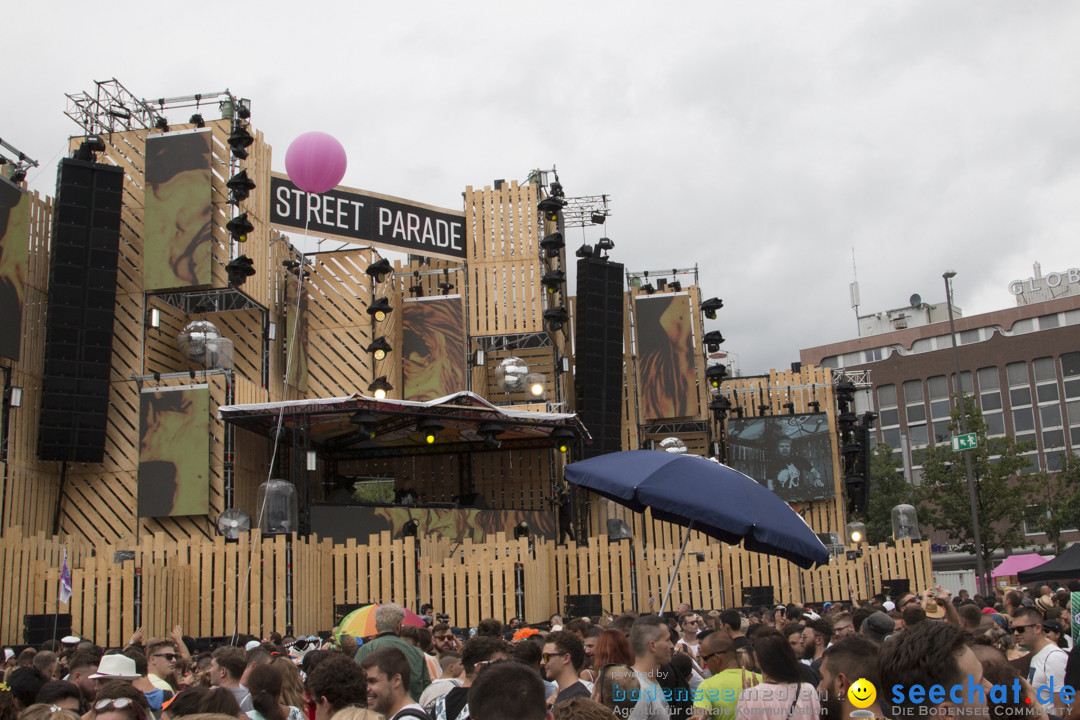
[675,614,703,659]
[859,612,894,645]
[591,663,640,719]
[244,662,303,720]
[160,686,211,720]
[736,629,819,720]
[146,641,180,692]
[5,668,47,712]
[267,657,304,711]
[591,630,635,670]
[66,651,101,706]
[354,604,431,701]
[431,624,459,657]
[630,615,681,718]
[467,661,550,720]
[400,626,441,690]
[199,686,244,716]
[417,652,462,714]
[800,618,831,677]
[817,636,882,720]
[208,646,253,712]
[693,631,760,720]
[542,632,591,706]
[550,697,616,720]
[435,636,507,720]
[31,653,57,682]
[34,680,84,713]
[17,705,81,720]
[1012,607,1069,715]
[304,655,378,720]
[578,627,602,684]
[358,647,429,720]
[828,613,854,643]
[718,611,749,652]
[878,620,991,718]
[89,681,152,720]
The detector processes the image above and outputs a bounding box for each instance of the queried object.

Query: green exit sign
[951,433,977,451]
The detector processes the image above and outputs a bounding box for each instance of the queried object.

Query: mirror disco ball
[177,320,221,362]
[659,437,688,454]
[494,356,529,392]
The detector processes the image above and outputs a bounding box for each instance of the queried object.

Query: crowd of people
[2,582,1080,720]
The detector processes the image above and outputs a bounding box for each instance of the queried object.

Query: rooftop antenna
[849,247,861,333]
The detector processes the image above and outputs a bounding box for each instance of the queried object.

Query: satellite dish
[909,293,922,308]
[216,508,252,541]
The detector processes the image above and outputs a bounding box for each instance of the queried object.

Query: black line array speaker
[574,257,624,458]
[38,158,124,462]
[741,586,775,608]
[24,613,72,645]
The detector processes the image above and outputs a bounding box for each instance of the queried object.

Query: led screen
[727,413,835,503]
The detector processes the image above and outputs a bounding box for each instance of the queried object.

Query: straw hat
[924,600,946,620]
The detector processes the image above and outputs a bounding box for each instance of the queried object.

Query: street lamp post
[943,271,987,596]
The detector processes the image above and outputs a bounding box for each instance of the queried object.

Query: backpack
[434,695,469,720]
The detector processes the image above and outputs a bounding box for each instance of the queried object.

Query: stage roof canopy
[218,391,590,458]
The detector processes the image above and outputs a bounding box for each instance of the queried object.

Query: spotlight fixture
[703,331,725,353]
[641,283,656,295]
[669,281,682,291]
[11,167,27,183]
[846,521,866,545]
[544,306,569,332]
[226,213,254,243]
[367,337,392,361]
[189,113,205,128]
[591,212,607,225]
[550,427,577,453]
[575,244,594,258]
[783,401,795,415]
[706,363,728,389]
[708,395,732,420]
[417,418,444,445]
[525,373,546,398]
[808,401,821,413]
[368,377,392,399]
[540,232,564,259]
[74,135,106,161]
[226,169,256,204]
[349,411,379,439]
[514,521,530,540]
[538,196,565,223]
[478,421,506,449]
[236,100,251,119]
[402,519,419,538]
[596,237,615,253]
[700,297,724,319]
[367,297,393,322]
[154,116,169,132]
[228,125,255,158]
[365,258,392,282]
[541,269,565,294]
[225,255,256,287]
[409,283,423,297]
[438,281,454,295]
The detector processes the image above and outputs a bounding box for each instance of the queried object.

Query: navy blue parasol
[565,450,830,578]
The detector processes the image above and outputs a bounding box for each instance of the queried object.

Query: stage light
[227,169,256,204]
[154,116,169,132]
[368,377,392,399]
[366,258,392,282]
[479,421,505,449]
[703,331,725,353]
[226,213,254,243]
[189,113,205,128]
[544,306,569,332]
[846,522,866,545]
[236,100,251,119]
[514,521,530,540]
[11,167,26,183]
[418,418,444,444]
[591,213,606,225]
[225,255,256,287]
[541,269,565,294]
[708,395,732,420]
[808,401,821,413]
[540,232,564,259]
[74,136,106,161]
[228,125,255,159]
[575,244,594,258]
[706,363,728,389]
[367,297,392,322]
[641,283,655,295]
[783,401,795,415]
[402,519,419,537]
[669,281,682,291]
[349,411,379,439]
[596,237,615,253]
[538,196,564,223]
[367,337,392,361]
[700,297,723,319]
[438,282,454,295]
[525,373,546,398]
[551,427,577,453]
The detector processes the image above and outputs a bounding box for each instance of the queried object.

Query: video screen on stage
[727,413,835,503]
[137,385,210,517]
[402,296,466,401]
[634,293,699,420]
[144,130,213,291]
[0,179,29,361]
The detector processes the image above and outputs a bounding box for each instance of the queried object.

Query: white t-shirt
[1028,642,1069,713]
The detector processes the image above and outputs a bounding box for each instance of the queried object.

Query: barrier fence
[0,526,932,646]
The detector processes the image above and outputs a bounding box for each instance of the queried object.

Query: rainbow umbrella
[336,604,427,641]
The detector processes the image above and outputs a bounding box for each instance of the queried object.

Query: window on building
[1040,314,1060,330]
[928,375,952,443]
[1063,353,1080,451]
[903,380,928,449]
[1012,318,1035,335]
[1024,503,1079,535]
[877,384,901,454]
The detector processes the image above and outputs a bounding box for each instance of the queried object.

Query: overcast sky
[7,1,1079,375]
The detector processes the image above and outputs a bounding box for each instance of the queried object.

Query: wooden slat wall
[0,524,932,644]
[464,182,544,336]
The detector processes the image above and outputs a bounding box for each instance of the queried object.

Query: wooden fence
[0,525,932,646]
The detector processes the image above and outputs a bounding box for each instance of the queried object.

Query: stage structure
[0,82,933,642]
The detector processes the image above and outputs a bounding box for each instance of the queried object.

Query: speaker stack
[38,158,124,462]
[573,257,625,458]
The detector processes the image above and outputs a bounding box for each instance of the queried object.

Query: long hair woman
[245,663,303,720]
[737,629,820,720]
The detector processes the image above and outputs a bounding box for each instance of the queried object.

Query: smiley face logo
[848,678,877,709]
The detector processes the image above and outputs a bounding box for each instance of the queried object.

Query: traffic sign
[951,433,977,451]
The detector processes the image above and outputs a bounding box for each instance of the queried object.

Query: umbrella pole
[659,521,694,615]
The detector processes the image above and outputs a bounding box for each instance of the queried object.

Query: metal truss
[640,421,709,435]
[476,332,553,352]
[65,78,245,137]
[153,288,267,315]
[561,194,612,229]
[835,369,873,388]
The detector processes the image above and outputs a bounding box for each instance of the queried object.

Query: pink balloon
[285,131,347,194]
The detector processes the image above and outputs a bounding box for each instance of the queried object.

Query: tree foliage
[1027,453,1080,554]
[865,443,915,544]
[915,394,1037,586]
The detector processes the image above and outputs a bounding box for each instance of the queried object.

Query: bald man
[692,633,760,719]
